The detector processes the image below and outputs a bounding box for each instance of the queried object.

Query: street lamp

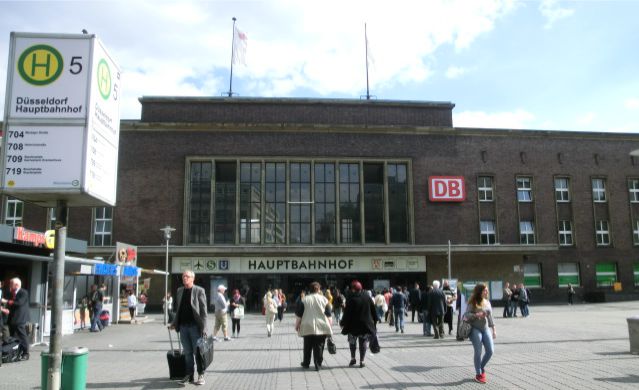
[160,225,176,325]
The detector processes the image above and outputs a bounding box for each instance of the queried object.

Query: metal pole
[228,17,237,97]
[48,200,68,390]
[365,23,370,100]
[447,240,452,281]
[164,237,169,325]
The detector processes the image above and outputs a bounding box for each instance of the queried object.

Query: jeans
[179,323,202,376]
[91,304,103,331]
[510,301,518,317]
[422,310,432,335]
[375,306,384,323]
[394,308,405,331]
[469,326,494,375]
[502,302,511,317]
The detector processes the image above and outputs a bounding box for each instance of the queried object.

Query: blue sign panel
[121,266,139,277]
[94,263,118,276]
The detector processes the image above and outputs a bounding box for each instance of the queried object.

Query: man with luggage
[170,270,208,386]
[1,278,30,360]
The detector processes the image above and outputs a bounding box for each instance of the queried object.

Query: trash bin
[628,316,639,354]
[41,347,89,390]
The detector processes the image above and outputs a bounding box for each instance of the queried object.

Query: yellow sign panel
[45,229,55,249]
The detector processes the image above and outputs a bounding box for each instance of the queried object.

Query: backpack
[1,337,22,363]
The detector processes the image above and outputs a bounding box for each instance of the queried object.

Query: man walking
[428,280,446,339]
[212,284,230,341]
[502,282,512,318]
[391,286,407,333]
[1,278,30,360]
[170,270,208,386]
[409,283,421,322]
[89,284,104,332]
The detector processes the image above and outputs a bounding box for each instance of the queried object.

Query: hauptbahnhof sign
[0,32,121,207]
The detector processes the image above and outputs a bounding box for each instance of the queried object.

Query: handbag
[232,305,245,319]
[327,337,337,354]
[195,335,214,371]
[369,333,380,354]
[458,314,472,340]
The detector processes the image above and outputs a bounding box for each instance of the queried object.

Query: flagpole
[227,17,236,97]
[364,23,371,100]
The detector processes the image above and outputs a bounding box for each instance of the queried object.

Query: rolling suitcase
[167,328,187,380]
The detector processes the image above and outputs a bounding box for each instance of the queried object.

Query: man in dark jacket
[390,286,407,333]
[419,285,433,336]
[408,283,421,322]
[2,278,30,360]
[427,280,446,339]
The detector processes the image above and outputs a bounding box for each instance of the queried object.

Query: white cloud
[625,98,639,109]
[445,66,469,79]
[539,0,575,29]
[453,109,535,129]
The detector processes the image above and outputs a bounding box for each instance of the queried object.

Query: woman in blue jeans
[464,283,496,384]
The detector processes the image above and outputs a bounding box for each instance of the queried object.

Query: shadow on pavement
[362,378,474,388]
[391,365,443,373]
[594,374,639,384]
[86,377,182,389]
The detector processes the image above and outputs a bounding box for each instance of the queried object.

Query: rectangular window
[93,207,113,246]
[289,162,311,244]
[478,176,494,202]
[314,163,336,243]
[558,220,573,246]
[554,177,570,202]
[4,198,23,227]
[188,162,212,244]
[595,220,610,246]
[635,263,639,287]
[48,208,57,230]
[388,163,409,243]
[239,162,261,244]
[214,162,236,244]
[480,220,496,245]
[265,162,286,244]
[595,262,617,287]
[634,220,639,246]
[523,263,542,288]
[520,220,535,244]
[558,262,580,287]
[629,179,639,203]
[364,163,385,243]
[517,177,533,202]
[592,178,607,202]
[339,163,361,243]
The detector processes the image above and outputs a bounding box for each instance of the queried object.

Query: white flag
[233,25,248,65]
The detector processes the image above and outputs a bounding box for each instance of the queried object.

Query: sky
[0,0,638,132]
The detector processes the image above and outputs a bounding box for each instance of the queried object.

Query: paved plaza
[2,300,639,389]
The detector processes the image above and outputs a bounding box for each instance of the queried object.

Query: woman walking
[263,291,278,337]
[340,280,377,368]
[465,283,496,384]
[295,282,333,371]
[229,289,246,338]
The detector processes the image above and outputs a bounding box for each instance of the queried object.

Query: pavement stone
[1,300,638,389]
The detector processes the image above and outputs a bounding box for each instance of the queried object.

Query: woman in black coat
[340,280,377,368]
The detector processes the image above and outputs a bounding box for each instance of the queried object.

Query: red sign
[14,226,46,247]
[429,176,466,202]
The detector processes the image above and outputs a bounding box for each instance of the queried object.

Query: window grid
[558,262,580,287]
[479,220,496,245]
[239,162,261,244]
[478,176,494,202]
[4,198,23,227]
[595,262,617,287]
[520,220,535,244]
[633,220,639,246]
[595,220,610,246]
[554,177,570,202]
[289,162,311,244]
[314,163,336,244]
[388,163,409,243]
[339,163,361,244]
[558,220,573,246]
[188,162,212,244]
[592,178,607,202]
[629,179,639,203]
[265,162,286,244]
[517,177,533,202]
[523,263,542,288]
[93,207,113,246]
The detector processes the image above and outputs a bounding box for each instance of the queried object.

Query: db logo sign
[429,176,466,202]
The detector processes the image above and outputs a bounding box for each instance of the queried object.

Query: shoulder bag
[327,336,337,354]
[369,332,381,354]
[458,313,472,340]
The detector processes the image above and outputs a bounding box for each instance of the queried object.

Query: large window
[478,176,494,202]
[364,163,384,243]
[214,162,236,244]
[516,177,533,202]
[388,163,409,243]
[558,220,573,246]
[523,263,542,288]
[595,262,617,287]
[558,262,580,287]
[93,207,113,246]
[480,220,496,245]
[339,163,361,244]
[4,198,23,227]
[265,163,286,244]
[189,162,211,244]
[314,163,336,243]
[595,220,610,246]
[634,220,639,246]
[239,162,261,244]
[519,220,535,244]
[554,177,570,202]
[629,179,639,203]
[592,178,607,202]
[289,162,311,244]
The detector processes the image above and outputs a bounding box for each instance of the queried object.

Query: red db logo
[429,176,466,202]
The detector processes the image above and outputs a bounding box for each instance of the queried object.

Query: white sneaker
[212,336,219,342]
[194,374,205,386]
[224,336,231,341]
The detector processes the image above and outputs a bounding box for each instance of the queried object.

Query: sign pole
[47,201,68,390]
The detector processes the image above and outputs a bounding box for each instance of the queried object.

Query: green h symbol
[30,52,51,77]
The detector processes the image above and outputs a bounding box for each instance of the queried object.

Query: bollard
[627,316,639,354]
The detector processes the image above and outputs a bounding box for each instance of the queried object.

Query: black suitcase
[167,329,187,380]
[2,337,22,364]
[195,335,214,371]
